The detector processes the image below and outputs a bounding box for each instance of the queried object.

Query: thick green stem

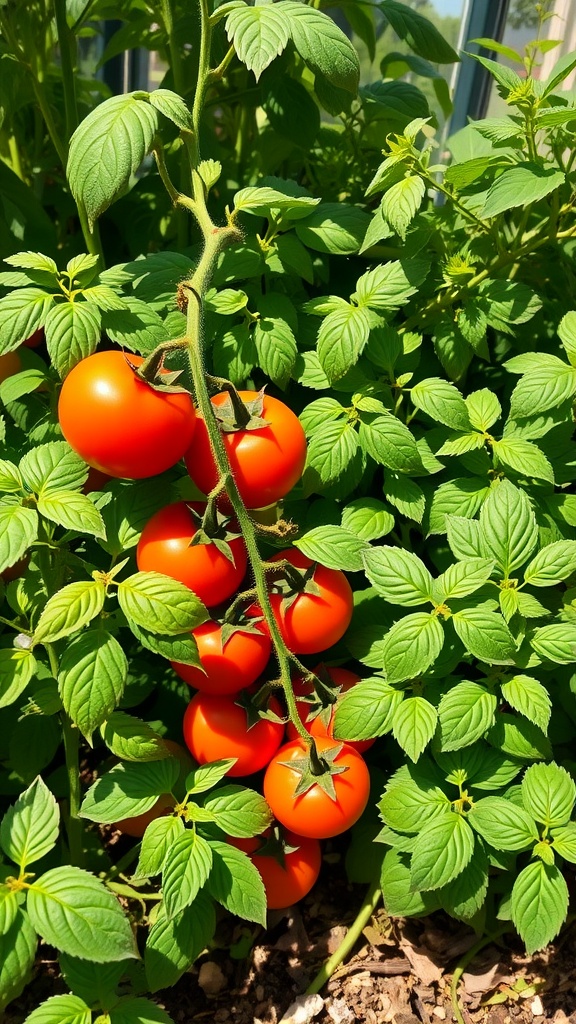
[306,880,382,994]
[160,0,189,248]
[53,0,79,140]
[191,0,213,166]
[46,643,84,868]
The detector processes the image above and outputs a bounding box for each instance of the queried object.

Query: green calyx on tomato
[185,389,307,510]
[136,500,247,608]
[263,737,370,840]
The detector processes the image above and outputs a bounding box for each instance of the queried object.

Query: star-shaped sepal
[186,501,242,565]
[212,387,271,433]
[252,824,301,869]
[270,559,322,613]
[281,742,349,803]
[125,348,190,395]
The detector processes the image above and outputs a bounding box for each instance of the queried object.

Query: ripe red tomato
[171,617,271,694]
[185,390,307,509]
[182,692,284,776]
[136,501,247,608]
[0,350,22,383]
[263,737,370,839]
[286,667,375,755]
[229,829,321,909]
[113,794,175,838]
[58,351,196,479]
[265,549,353,655]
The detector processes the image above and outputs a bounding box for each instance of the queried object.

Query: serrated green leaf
[144,895,215,993]
[134,816,186,881]
[38,491,105,539]
[316,304,372,383]
[363,546,433,606]
[523,541,576,587]
[206,839,266,925]
[80,760,180,824]
[27,866,137,961]
[0,913,37,1012]
[358,413,422,472]
[44,301,101,379]
[479,480,538,576]
[19,442,88,495]
[295,525,368,571]
[438,682,497,751]
[492,437,554,484]
[162,831,213,919]
[354,258,428,310]
[0,777,59,871]
[509,365,576,420]
[465,389,502,432]
[380,848,441,917]
[58,631,127,740]
[101,712,168,762]
[392,696,437,762]
[522,763,576,827]
[440,840,489,922]
[501,676,551,733]
[468,795,538,850]
[67,93,159,229]
[384,473,425,524]
[117,572,207,636]
[226,5,290,80]
[202,785,272,838]
[411,378,471,430]
[34,580,106,645]
[380,0,459,62]
[434,558,495,602]
[410,814,474,891]
[382,612,444,683]
[281,2,360,91]
[381,175,425,240]
[23,994,92,1024]
[0,289,54,355]
[0,502,38,575]
[0,649,37,710]
[511,860,568,954]
[452,608,517,664]
[149,88,193,130]
[482,164,565,219]
[333,677,404,740]
[531,623,576,664]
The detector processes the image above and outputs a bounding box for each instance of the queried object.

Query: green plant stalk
[160,0,189,249]
[53,0,79,140]
[450,926,507,1024]
[46,642,84,868]
[306,880,382,994]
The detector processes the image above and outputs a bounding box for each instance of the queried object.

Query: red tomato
[136,501,247,608]
[263,737,370,839]
[0,350,22,383]
[185,391,307,509]
[58,351,196,479]
[229,829,321,909]
[113,794,175,838]
[22,327,44,349]
[171,617,271,694]
[265,549,353,655]
[286,667,375,755]
[182,692,284,776]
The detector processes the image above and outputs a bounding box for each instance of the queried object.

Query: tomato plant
[58,351,196,479]
[3,0,576,1018]
[136,501,248,607]
[229,828,322,910]
[113,794,176,838]
[182,692,284,776]
[185,391,307,509]
[263,737,371,839]
[171,616,271,694]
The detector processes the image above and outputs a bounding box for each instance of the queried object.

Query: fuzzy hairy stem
[306,880,382,993]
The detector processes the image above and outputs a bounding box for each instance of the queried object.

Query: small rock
[326,998,355,1024]
[531,996,544,1016]
[433,1009,446,1020]
[198,961,227,996]
[279,994,324,1024]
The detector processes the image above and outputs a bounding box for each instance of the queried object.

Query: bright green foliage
[1,0,576,1015]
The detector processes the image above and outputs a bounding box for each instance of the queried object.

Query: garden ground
[5,846,576,1024]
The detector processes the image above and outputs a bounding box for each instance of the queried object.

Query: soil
[5,845,576,1024]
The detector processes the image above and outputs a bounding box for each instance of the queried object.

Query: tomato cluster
[56,354,371,910]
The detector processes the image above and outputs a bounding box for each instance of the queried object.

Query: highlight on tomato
[286,666,376,755]
[265,548,353,655]
[263,736,370,839]
[229,827,322,910]
[171,615,271,695]
[182,691,284,777]
[58,350,196,479]
[136,501,247,608]
[185,389,307,509]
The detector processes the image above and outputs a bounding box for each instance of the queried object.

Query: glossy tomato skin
[171,618,271,694]
[113,794,175,837]
[267,549,353,655]
[0,350,22,383]
[182,692,284,776]
[136,501,247,608]
[263,737,370,839]
[58,351,196,479]
[185,391,307,509]
[229,829,321,909]
[286,667,375,755]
